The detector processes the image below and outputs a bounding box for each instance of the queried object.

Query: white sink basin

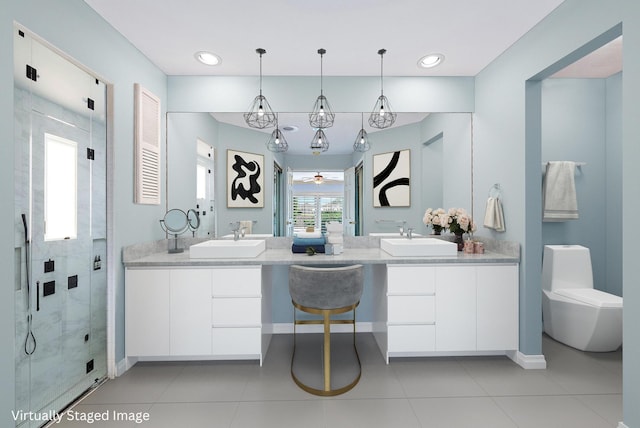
[369,232,422,237]
[221,233,272,239]
[189,239,266,259]
[380,238,457,257]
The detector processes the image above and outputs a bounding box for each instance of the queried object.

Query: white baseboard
[269,322,373,334]
[115,356,137,376]
[507,350,547,369]
[617,422,629,428]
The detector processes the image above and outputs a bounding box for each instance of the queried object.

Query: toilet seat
[553,288,622,308]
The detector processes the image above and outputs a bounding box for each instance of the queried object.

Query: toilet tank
[541,245,594,291]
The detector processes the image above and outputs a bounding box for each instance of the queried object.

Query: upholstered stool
[288,264,364,396]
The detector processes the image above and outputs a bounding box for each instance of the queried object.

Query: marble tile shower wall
[13,87,107,422]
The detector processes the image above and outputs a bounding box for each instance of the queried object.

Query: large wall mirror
[167,111,473,237]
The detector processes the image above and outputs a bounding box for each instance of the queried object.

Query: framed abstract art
[227,149,264,208]
[372,149,410,207]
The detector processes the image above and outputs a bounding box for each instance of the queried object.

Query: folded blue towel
[292,236,326,246]
[291,244,325,254]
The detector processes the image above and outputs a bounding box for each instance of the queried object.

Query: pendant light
[244,48,277,129]
[353,112,370,152]
[369,49,397,129]
[310,128,329,154]
[309,48,335,129]
[266,114,288,153]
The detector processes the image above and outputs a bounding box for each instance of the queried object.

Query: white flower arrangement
[423,207,476,235]
[423,207,449,233]
[446,208,476,235]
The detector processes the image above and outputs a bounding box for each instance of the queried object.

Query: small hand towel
[294,231,323,239]
[483,197,506,232]
[543,161,578,221]
[326,234,344,244]
[293,236,326,246]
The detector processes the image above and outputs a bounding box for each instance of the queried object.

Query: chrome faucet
[398,220,407,236]
[406,227,414,239]
[229,222,244,241]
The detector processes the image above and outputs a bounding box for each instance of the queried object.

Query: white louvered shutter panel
[134,83,161,205]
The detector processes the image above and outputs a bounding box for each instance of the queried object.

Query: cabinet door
[125,269,170,356]
[170,269,213,356]
[476,265,519,351]
[435,266,476,351]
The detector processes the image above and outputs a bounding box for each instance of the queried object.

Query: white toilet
[541,245,622,352]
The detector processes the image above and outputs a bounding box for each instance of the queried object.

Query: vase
[432,226,442,235]
[454,232,464,251]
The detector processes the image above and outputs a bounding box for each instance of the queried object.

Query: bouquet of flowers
[423,208,449,234]
[446,208,476,235]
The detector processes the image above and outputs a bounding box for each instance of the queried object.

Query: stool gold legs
[291,302,362,396]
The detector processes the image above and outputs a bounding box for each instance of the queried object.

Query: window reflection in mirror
[166,112,472,237]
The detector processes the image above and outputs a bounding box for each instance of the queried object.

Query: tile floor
[54,334,622,428]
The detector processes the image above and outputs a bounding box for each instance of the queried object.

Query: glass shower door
[14,26,107,427]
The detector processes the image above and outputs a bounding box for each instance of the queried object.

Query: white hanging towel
[543,161,578,221]
[483,197,506,232]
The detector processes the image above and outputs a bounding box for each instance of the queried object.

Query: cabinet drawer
[388,295,435,323]
[212,267,261,296]
[388,325,435,352]
[212,297,261,326]
[387,265,436,294]
[212,327,261,355]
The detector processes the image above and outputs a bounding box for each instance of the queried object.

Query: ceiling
[84,0,566,77]
[82,0,622,155]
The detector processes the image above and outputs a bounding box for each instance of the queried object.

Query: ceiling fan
[296,171,344,185]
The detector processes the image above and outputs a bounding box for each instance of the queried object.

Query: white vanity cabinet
[125,265,268,364]
[381,263,518,361]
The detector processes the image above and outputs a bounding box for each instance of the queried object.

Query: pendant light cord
[379,49,386,97]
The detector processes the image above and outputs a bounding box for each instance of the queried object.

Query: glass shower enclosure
[13,25,108,427]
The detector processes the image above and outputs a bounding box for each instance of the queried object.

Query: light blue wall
[475,0,638,425]
[622,2,640,425]
[168,76,475,113]
[605,73,623,297]
[541,76,622,297]
[1,2,168,424]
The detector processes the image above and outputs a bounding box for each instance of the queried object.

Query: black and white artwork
[227,149,264,208]
[373,149,410,207]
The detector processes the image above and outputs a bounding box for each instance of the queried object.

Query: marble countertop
[123,247,519,268]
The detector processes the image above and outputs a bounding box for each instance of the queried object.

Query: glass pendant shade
[309,95,335,128]
[244,48,277,129]
[266,127,288,152]
[369,49,397,129]
[310,128,329,154]
[353,128,370,152]
[354,112,371,152]
[368,94,397,129]
[309,49,335,128]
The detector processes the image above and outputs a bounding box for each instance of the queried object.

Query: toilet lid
[554,288,623,308]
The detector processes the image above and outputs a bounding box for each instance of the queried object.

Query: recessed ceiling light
[195,51,221,66]
[418,53,444,69]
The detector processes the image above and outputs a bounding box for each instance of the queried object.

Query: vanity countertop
[123,247,518,268]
